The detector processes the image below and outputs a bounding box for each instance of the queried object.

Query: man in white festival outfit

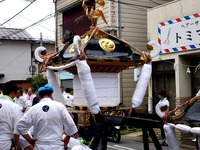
[16,84,78,150]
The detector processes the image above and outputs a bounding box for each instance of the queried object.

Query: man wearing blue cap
[16,84,78,150]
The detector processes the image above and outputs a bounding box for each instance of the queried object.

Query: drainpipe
[117,0,123,104]
[31,42,33,77]
[53,0,58,52]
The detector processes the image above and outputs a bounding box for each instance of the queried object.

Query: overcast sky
[0,0,55,41]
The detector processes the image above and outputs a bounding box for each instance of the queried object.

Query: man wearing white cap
[16,84,78,150]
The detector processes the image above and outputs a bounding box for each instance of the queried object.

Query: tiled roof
[0,28,33,41]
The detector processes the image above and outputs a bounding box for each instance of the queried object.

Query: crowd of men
[0,82,93,150]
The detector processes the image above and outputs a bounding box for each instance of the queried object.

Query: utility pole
[40,32,43,46]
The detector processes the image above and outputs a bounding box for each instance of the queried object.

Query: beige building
[0,28,55,88]
[55,0,173,110]
[148,0,200,113]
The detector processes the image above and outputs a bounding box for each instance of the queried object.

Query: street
[106,131,196,150]
[107,132,169,150]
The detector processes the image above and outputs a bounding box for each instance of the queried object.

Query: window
[62,4,91,37]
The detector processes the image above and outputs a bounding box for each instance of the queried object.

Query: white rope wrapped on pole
[148,41,161,58]
[34,46,46,63]
[46,69,65,105]
[164,123,180,150]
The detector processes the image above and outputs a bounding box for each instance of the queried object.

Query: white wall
[0,40,31,83]
[147,0,200,110]
[74,73,120,107]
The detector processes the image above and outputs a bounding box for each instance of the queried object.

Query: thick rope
[163,96,200,123]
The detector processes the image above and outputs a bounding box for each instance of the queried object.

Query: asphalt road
[107,132,196,150]
[107,133,169,150]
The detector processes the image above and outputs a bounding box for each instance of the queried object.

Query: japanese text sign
[158,13,200,54]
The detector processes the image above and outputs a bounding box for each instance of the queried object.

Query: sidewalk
[125,131,197,149]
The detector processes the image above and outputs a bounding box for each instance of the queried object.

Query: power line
[3,13,55,39]
[19,14,55,33]
[0,0,36,26]
[24,13,55,30]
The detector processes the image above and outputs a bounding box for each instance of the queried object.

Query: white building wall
[0,41,31,83]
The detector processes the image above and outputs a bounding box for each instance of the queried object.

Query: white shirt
[14,96,28,111]
[0,95,22,150]
[16,98,77,148]
[72,145,92,150]
[64,93,74,107]
[25,94,35,107]
[63,91,67,97]
[158,97,170,108]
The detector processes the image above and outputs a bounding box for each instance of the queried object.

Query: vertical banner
[109,0,119,30]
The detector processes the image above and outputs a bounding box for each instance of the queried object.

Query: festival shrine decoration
[35,0,160,109]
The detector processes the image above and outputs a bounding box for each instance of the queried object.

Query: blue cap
[38,84,54,94]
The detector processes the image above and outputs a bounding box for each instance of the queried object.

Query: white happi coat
[72,145,92,150]
[14,96,29,111]
[16,98,78,150]
[64,93,74,107]
[0,95,22,150]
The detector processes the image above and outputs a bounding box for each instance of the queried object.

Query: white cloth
[63,91,67,97]
[46,69,66,105]
[16,98,78,150]
[72,145,92,150]
[164,124,180,150]
[26,94,34,101]
[0,95,22,150]
[64,93,74,107]
[155,97,169,118]
[22,93,27,100]
[76,60,100,114]
[196,90,200,96]
[158,97,170,107]
[25,94,35,106]
[132,64,152,108]
[14,96,29,111]
[67,137,81,150]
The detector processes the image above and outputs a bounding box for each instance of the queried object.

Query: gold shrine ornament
[99,38,116,52]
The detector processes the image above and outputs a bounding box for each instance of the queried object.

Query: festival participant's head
[79,127,93,146]
[3,81,18,99]
[38,84,54,99]
[16,89,23,98]
[60,86,65,94]
[65,88,73,95]
[27,88,32,96]
[158,89,166,100]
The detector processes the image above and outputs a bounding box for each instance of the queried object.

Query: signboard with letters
[158,13,200,54]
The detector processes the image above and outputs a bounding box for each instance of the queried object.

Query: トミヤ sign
[158,13,200,54]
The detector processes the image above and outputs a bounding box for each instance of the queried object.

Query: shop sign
[158,13,200,54]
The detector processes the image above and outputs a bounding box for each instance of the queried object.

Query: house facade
[0,28,55,89]
[148,0,200,114]
[55,0,173,111]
